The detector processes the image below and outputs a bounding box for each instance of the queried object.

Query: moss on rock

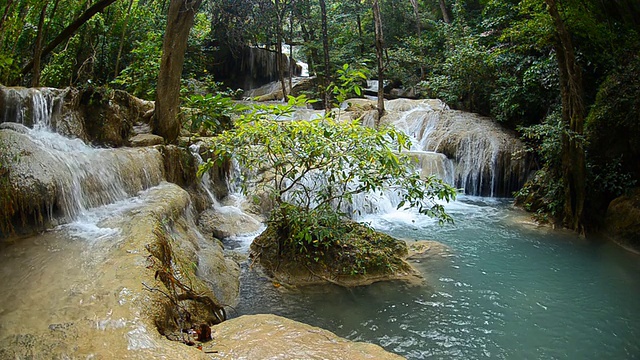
[605,188,640,253]
[250,214,421,287]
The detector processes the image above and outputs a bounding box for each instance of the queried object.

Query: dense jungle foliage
[1,0,639,232]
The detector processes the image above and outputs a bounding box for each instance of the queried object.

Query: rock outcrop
[209,46,302,90]
[207,314,404,360]
[605,188,640,253]
[0,183,239,359]
[0,86,155,147]
[250,219,422,287]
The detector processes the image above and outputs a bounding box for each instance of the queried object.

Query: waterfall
[1,87,61,128]
[1,87,165,226]
[383,99,529,197]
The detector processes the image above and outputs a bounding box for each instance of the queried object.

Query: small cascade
[384,99,529,197]
[189,143,265,247]
[244,76,310,100]
[298,61,309,77]
[1,87,62,128]
[1,87,165,227]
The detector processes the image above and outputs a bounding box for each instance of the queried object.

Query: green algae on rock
[250,217,422,287]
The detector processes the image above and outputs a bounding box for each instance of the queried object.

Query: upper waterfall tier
[343,98,531,197]
[382,99,530,197]
[0,87,165,234]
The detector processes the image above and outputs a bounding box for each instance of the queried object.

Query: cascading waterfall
[189,143,264,246]
[0,87,165,225]
[1,87,59,128]
[384,99,529,197]
[200,96,528,223]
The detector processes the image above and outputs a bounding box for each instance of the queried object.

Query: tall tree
[439,0,450,23]
[18,0,119,82]
[544,0,586,232]
[373,0,385,119]
[153,0,203,143]
[31,2,49,87]
[114,0,135,78]
[274,0,288,99]
[319,0,331,112]
[409,0,425,79]
[0,0,15,44]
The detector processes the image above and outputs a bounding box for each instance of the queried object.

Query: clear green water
[235,197,640,359]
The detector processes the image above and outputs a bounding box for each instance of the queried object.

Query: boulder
[250,218,422,287]
[199,207,264,240]
[604,188,640,253]
[130,134,164,147]
[207,314,404,360]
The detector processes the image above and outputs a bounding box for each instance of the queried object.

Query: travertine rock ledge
[207,314,404,360]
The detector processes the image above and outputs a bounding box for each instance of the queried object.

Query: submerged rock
[406,240,452,260]
[605,188,640,253]
[207,314,404,360]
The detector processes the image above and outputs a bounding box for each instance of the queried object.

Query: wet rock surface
[605,187,640,253]
[207,314,404,360]
[129,133,164,146]
[0,125,164,235]
[0,183,232,359]
[199,207,264,240]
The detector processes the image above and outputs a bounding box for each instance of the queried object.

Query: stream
[232,196,640,359]
[2,87,638,358]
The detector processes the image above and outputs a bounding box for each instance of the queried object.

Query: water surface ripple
[235,197,640,359]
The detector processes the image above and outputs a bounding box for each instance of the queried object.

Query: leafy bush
[514,111,564,223]
[329,63,369,106]
[418,25,494,114]
[111,31,162,100]
[199,95,456,270]
[182,92,247,135]
[0,52,19,84]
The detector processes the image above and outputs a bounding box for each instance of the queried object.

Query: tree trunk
[288,11,294,90]
[114,0,135,78]
[439,0,451,24]
[275,0,288,99]
[409,0,425,79]
[319,0,331,112]
[545,0,586,232]
[153,0,203,143]
[373,0,385,120]
[32,2,49,87]
[18,0,118,81]
[354,0,365,56]
[0,0,15,44]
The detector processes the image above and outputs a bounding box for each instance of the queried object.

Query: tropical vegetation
[1,0,639,233]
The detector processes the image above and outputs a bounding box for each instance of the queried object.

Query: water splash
[1,87,165,225]
[385,100,528,196]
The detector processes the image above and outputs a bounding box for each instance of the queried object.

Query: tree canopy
[1,0,639,231]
